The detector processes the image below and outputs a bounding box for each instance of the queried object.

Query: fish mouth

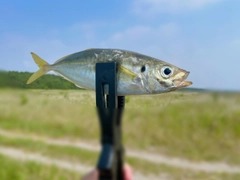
[173,71,192,89]
[177,81,193,88]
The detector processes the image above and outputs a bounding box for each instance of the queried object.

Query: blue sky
[0,0,239,90]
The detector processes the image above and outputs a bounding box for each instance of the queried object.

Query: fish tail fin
[26,52,50,84]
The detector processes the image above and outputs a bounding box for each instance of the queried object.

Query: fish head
[151,62,192,92]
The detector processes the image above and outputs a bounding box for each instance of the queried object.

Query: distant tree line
[0,71,79,89]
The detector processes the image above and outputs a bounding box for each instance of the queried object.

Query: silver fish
[27,48,192,95]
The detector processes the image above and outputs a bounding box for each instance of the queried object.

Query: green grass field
[0,89,240,179]
[0,154,81,180]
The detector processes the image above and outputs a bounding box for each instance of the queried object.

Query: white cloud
[2,19,239,90]
[100,23,183,65]
[99,23,239,90]
[0,21,105,71]
[132,0,222,15]
[101,23,180,44]
[67,21,107,43]
[0,33,80,72]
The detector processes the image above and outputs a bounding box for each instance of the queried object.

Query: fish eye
[141,65,146,73]
[161,66,173,78]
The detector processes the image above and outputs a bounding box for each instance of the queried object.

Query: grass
[0,89,240,179]
[124,93,240,164]
[0,134,98,166]
[0,154,81,180]
[0,89,99,139]
[0,89,239,164]
[0,133,240,180]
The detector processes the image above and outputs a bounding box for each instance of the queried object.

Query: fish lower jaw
[177,81,193,88]
[172,80,192,89]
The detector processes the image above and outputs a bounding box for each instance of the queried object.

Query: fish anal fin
[74,84,85,89]
[54,71,85,89]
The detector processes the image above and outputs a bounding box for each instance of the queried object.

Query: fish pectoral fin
[119,65,137,79]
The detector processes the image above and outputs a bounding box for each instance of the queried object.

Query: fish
[26,48,192,95]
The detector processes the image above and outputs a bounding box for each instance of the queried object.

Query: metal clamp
[96,62,125,180]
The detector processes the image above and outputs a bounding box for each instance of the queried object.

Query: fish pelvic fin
[119,65,137,79]
[26,52,50,84]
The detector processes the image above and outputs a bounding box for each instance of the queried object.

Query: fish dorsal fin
[85,48,96,51]
[119,65,137,79]
[54,54,72,64]
[54,48,96,64]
